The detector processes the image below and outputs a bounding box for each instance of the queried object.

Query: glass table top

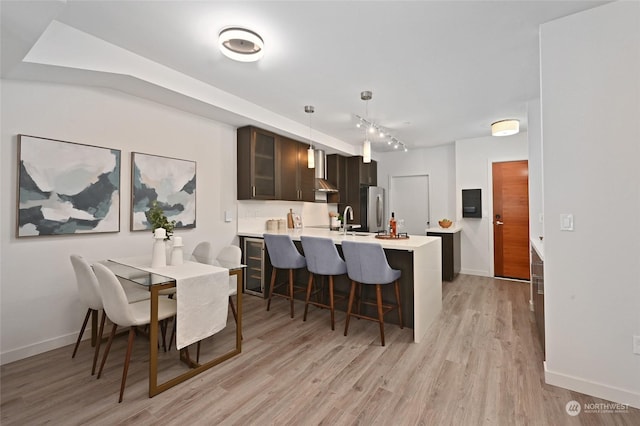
[99,260,174,287]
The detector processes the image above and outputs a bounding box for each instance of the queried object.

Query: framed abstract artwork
[16,134,121,237]
[131,152,196,231]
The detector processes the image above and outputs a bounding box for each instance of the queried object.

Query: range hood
[314,150,339,193]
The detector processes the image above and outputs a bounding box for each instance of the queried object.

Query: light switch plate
[560,214,574,231]
[224,210,233,223]
[633,335,640,355]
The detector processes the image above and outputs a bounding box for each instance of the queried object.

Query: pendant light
[305,105,315,168]
[361,91,372,163]
[363,140,372,163]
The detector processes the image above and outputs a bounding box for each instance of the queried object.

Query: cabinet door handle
[252,186,256,197]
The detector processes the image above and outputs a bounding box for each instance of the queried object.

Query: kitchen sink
[333,231,372,238]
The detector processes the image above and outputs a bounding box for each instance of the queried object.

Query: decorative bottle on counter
[287,208,295,229]
[390,212,397,237]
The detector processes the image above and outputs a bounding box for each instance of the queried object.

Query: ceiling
[1,1,607,156]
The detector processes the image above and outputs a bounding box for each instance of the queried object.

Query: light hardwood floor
[2,274,639,425]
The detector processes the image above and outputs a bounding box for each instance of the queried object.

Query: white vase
[151,237,167,268]
[170,245,184,265]
[165,239,173,264]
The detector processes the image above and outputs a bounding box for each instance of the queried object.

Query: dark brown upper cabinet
[237,126,277,200]
[279,136,315,202]
[326,154,348,204]
[237,126,315,201]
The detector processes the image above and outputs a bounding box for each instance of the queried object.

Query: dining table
[99,256,246,397]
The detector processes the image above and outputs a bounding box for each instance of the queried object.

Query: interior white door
[389,174,430,235]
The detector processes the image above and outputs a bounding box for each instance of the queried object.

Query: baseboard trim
[459,268,490,277]
[545,363,640,409]
[0,330,83,366]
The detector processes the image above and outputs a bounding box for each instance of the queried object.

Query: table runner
[110,256,229,349]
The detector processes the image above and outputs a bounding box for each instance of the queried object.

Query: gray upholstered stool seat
[341,241,403,346]
[264,234,307,318]
[300,236,348,330]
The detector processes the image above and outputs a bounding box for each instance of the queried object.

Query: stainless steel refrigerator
[360,186,386,232]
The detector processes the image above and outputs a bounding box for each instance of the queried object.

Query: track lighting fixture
[355,115,408,153]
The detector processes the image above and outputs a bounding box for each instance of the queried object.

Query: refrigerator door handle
[376,194,383,228]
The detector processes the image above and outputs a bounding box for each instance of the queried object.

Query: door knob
[496,221,504,225]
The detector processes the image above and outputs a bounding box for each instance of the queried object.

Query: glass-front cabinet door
[237,126,276,200]
[252,130,276,198]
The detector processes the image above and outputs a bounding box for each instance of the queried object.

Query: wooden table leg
[149,285,160,397]
[148,269,244,398]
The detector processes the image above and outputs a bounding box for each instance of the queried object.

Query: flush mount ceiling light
[218,27,264,62]
[491,119,520,136]
[305,105,315,168]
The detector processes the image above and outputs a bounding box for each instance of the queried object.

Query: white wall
[454,133,529,276]
[527,98,543,308]
[527,98,543,242]
[376,144,456,230]
[540,1,640,408]
[0,79,238,364]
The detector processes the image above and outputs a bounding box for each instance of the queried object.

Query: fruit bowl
[438,219,453,228]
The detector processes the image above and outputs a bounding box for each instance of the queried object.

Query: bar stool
[264,234,307,318]
[300,236,347,330]
[341,241,403,346]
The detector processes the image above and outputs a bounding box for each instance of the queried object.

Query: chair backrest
[191,241,212,264]
[92,263,136,327]
[70,255,103,310]
[341,241,399,285]
[216,245,242,265]
[301,236,347,276]
[263,234,306,269]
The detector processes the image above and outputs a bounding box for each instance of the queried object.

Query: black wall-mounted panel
[462,189,482,218]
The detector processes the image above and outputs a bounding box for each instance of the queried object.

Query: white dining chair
[160,241,213,300]
[70,255,105,376]
[171,244,243,355]
[191,241,213,264]
[213,245,242,326]
[195,244,244,361]
[70,255,151,375]
[93,263,177,403]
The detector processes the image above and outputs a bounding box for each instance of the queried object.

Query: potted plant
[147,201,176,240]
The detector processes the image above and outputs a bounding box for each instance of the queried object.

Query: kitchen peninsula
[238,227,442,343]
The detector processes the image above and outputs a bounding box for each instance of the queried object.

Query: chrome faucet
[343,205,353,235]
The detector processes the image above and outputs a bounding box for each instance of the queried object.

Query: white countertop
[426,224,463,234]
[531,237,544,260]
[238,227,440,250]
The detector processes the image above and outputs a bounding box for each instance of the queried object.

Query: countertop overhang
[238,227,440,250]
[531,237,544,260]
[426,224,463,234]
